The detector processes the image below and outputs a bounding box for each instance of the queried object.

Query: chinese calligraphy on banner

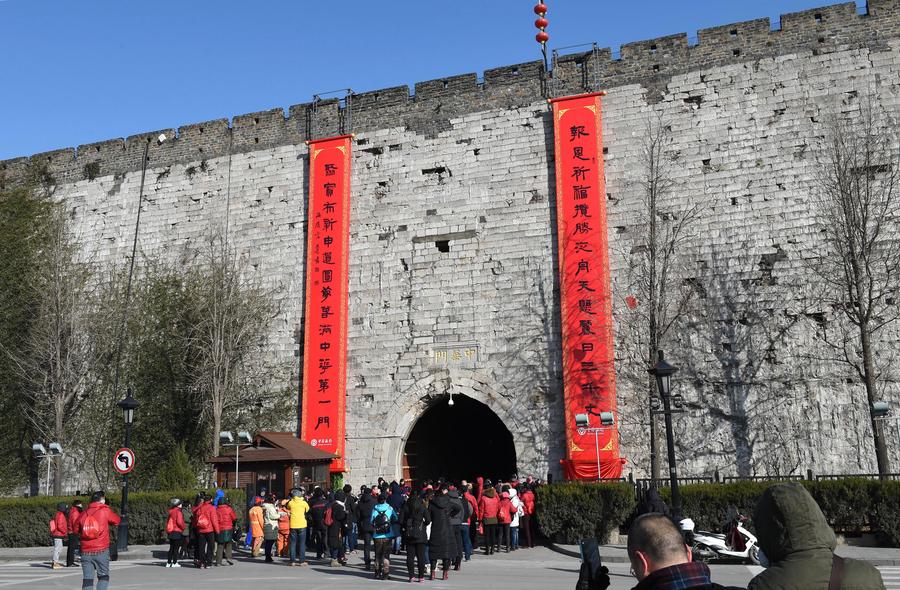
[300,135,353,473]
[550,93,623,480]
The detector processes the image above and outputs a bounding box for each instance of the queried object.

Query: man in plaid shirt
[627,514,741,590]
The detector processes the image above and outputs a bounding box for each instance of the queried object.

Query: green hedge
[0,489,245,548]
[535,479,900,547]
[535,482,635,543]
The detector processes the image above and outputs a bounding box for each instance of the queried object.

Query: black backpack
[373,508,392,535]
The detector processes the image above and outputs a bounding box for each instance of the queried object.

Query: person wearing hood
[356,486,376,571]
[212,488,225,507]
[248,496,265,557]
[327,491,349,566]
[400,490,431,582]
[748,483,885,590]
[428,485,461,580]
[387,481,406,554]
[165,498,186,568]
[478,484,500,555]
[447,487,465,570]
[50,502,68,570]
[509,487,524,551]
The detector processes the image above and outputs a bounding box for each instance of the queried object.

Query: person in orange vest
[248,496,265,557]
[277,499,291,557]
[50,502,68,570]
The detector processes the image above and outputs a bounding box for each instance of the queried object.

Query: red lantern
[536,31,550,43]
[535,17,549,29]
[534,3,547,16]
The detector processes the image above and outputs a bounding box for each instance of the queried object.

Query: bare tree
[810,95,900,476]
[1,204,98,495]
[189,236,279,459]
[617,113,699,480]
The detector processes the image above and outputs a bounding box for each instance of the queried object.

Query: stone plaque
[431,343,479,369]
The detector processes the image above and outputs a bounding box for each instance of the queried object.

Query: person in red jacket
[477,484,500,555]
[215,496,238,566]
[165,498,186,568]
[66,499,83,567]
[79,491,121,590]
[520,484,536,548]
[195,494,221,568]
[461,485,478,561]
[498,490,513,553]
[50,502,68,569]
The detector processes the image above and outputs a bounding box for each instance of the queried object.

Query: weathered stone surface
[4,1,900,483]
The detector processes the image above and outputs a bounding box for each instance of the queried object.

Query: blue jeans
[289,528,307,563]
[391,523,402,551]
[345,522,358,552]
[460,524,473,559]
[511,526,519,550]
[81,550,110,590]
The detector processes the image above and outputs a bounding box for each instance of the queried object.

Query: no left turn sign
[113,448,136,475]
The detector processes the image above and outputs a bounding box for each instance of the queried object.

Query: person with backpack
[165,498,185,568]
[50,502,68,570]
[66,499,83,567]
[215,496,238,566]
[287,488,310,566]
[195,493,220,568]
[79,491,121,590]
[327,491,349,566]
[356,485,376,571]
[248,496,265,558]
[371,492,398,580]
[308,488,328,560]
[400,490,430,583]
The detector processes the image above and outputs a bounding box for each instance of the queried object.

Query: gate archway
[402,394,517,485]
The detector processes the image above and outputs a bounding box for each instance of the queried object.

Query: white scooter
[679,514,760,565]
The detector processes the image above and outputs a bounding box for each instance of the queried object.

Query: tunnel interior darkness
[402,394,517,485]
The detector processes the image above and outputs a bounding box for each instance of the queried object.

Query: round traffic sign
[113,448,136,475]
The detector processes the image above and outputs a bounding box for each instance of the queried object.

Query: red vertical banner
[550,93,623,480]
[300,135,353,473]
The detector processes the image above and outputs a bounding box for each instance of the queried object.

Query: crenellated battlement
[2,0,898,186]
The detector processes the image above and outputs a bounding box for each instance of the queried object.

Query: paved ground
[0,546,770,590]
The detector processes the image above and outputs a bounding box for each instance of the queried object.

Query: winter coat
[357,494,376,534]
[748,483,885,590]
[387,482,405,513]
[79,501,121,553]
[463,492,478,525]
[309,498,328,531]
[399,497,430,544]
[371,502,397,539]
[509,488,523,527]
[68,506,82,535]
[167,506,186,540]
[248,505,264,538]
[498,494,513,525]
[181,506,192,535]
[634,562,741,590]
[51,511,68,538]
[288,496,309,529]
[521,489,535,516]
[427,494,460,560]
[448,491,464,527]
[345,493,358,522]
[196,501,221,534]
[327,501,348,547]
[478,487,500,524]
[262,502,280,541]
[216,504,237,531]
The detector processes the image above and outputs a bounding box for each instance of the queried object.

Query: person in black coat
[428,485,460,580]
[387,481,406,553]
[342,484,358,553]
[447,488,465,571]
[327,491,348,566]
[308,489,328,560]
[400,491,431,582]
[356,486,376,570]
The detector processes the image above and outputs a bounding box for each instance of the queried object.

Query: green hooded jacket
[748,483,884,590]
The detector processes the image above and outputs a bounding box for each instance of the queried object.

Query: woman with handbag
[215,496,238,566]
[165,499,185,568]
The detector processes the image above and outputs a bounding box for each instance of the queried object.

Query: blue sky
[0,0,862,160]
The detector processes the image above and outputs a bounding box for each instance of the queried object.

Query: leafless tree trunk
[811,95,900,476]
[619,113,699,480]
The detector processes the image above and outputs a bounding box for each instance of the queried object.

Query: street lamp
[575,407,615,481]
[220,431,253,489]
[649,349,682,520]
[32,443,63,496]
[116,388,139,552]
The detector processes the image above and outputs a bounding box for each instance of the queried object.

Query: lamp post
[219,431,253,489]
[648,350,682,520]
[116,389,139,552]
[574,408,615,481]
[32,443,63,496]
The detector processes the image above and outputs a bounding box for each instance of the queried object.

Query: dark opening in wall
[730,29,738,38]
[733,48,741,56]
[815,13,823,23]
[435,240,450,253]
